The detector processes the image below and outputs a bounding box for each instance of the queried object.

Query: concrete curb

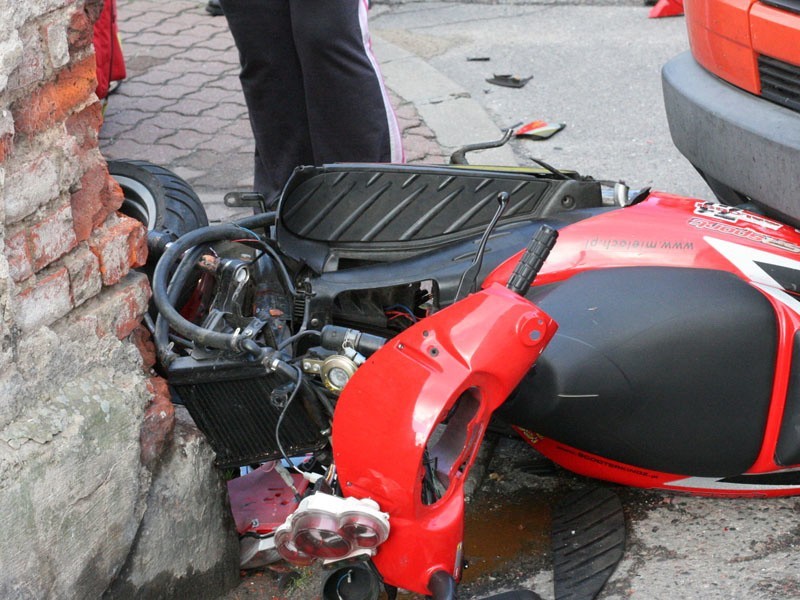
[372,34,518,166]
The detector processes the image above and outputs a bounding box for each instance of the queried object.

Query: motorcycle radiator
[167,356,327,469]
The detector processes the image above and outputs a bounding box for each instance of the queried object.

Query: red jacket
[93,0,126,99]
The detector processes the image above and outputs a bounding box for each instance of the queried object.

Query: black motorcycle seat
[501,266,778,477]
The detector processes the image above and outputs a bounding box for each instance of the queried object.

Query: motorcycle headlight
[275,493,390,564]
[340,511,390,549]
[274,530,315,566]
[292,511,353,559]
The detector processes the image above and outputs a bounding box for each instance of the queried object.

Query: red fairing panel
[517,432,800,498]
[332,284,556,595]
[486,194,800,287]
[491,194,800,496]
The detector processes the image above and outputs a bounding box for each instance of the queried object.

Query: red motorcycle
[119,151,800,599]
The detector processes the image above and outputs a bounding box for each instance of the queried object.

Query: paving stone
[167,71,229,89]
[194,35,238,52]
[132,68,182,86]
[158,130,215,150]
[181,87,241,104]
[101,107,149,128]
[122,43,181,60]
[105,93,178,115]
[167,97,217,116]
[129,32,190,49]
[158,58,220,74]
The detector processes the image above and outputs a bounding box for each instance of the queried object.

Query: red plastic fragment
[648,0,684,18]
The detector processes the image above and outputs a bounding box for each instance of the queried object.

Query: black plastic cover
[276,163,602,272]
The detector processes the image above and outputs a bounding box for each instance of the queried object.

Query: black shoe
[205,0,223,16]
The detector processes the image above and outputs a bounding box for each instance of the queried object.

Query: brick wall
[0,1,171,597]
[2,0,148,335]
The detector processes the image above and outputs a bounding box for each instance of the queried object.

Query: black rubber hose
[232,211,297,295]
[233,210,276,230]
[153,245,206,364]
[152,224,263,352]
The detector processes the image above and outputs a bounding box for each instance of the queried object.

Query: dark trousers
[220,0,403,203]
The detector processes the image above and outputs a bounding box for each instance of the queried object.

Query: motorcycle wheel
[109,159,208,235]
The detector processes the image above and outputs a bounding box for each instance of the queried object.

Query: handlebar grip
[506,225,558,296]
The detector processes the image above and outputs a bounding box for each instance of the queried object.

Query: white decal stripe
[705,235,800,315]
[705,236,800,295]
[754,283,800,316]
[705,236,800,282]
[666,476,800,491]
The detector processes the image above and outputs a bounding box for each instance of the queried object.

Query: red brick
[43,20,70,70]
[130,323,157,371]
[67,8,94,51]
[70,161,112,242]
[12,55,97,137]
[4,155,60,224]
[29,203,78,272]
[0,134,13,163]
[4,228,33,283]
[88,213,148,286]
[113,272,151,338]
[62,242,102,307]
[9,25,45,92]
[65,101,103,151]
[140,376,176,470]
[70,270,151,339]
[106,172,125,213]
[15,267,72,332]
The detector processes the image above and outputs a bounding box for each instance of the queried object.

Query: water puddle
[389,487,552,598]
[462,488,551,585]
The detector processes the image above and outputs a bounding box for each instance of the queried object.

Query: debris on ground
[486,74,533,88]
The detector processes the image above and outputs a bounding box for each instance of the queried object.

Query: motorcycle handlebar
[506,225,558,296]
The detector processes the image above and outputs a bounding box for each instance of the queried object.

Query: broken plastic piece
[227,462,310,536]
[515,120,566,140]
[648,0,684,17]
[486,74,532,88]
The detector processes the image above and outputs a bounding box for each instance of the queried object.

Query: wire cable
[275,365,306,476]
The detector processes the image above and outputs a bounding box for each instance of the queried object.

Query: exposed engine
[151,214,433,470]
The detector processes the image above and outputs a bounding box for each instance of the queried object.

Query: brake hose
[233,210,276,231]
[153,245,206,364]
[152,224,265,352]
[152,211,288,360]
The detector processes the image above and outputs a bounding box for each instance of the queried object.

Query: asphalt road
[371,1,713,201]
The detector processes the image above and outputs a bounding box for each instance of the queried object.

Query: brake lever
[453,191,510,302]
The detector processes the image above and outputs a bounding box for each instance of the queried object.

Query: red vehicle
[662,0,800,225]
[119,156,800,599]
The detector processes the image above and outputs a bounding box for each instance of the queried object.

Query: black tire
[109,159,209,237]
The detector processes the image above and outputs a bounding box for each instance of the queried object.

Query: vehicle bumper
[662,51,800,225]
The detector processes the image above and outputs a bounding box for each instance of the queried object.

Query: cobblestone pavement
[101,0,447,222]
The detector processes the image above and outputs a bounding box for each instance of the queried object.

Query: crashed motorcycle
[119,149,800,599]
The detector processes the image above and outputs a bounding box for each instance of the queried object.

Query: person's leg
[220,0,314,203]
[290,0,404,165]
